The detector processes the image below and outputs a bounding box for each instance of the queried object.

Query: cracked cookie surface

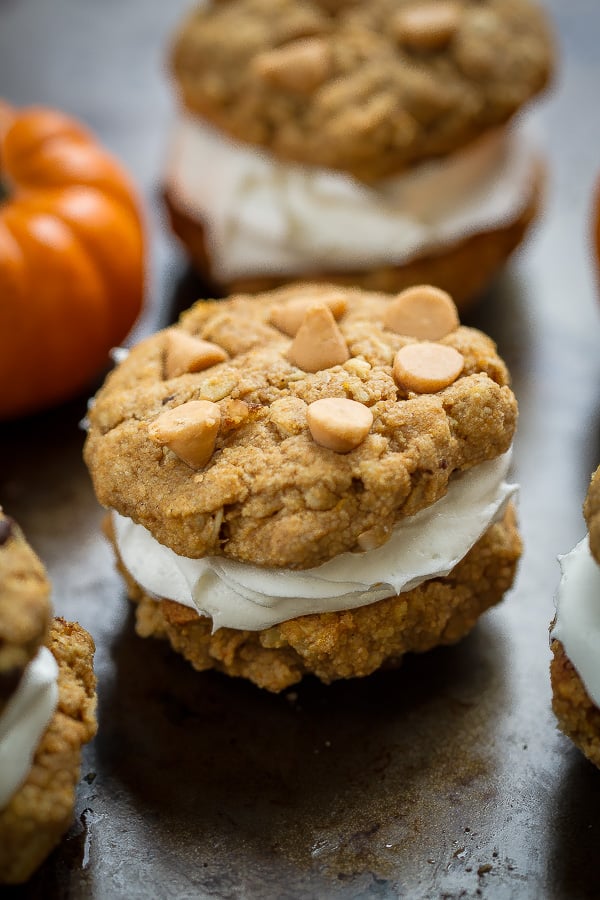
[84,283,517,569]
[171,0,553,181]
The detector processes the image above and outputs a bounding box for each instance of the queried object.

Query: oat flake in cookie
[0,509,97,885]
[551,465,600,768]
[85,283,521,692]
[164,0,554,308]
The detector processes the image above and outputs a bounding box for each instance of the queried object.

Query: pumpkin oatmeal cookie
[0,512,97,885]
[85,282,521,691]
[551,466,600,768]
[164,0,554,308]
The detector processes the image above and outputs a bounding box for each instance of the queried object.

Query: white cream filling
[552,537,600,708]
[165,113,537,281]
[0,646,59,810]
[113,451,517,633]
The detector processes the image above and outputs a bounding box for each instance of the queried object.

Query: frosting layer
[165,115,537,281]
[0,646,59,810]
[553,537,600,708]
[113,451,517,632]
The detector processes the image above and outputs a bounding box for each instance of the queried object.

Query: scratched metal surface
[1,1,600,897]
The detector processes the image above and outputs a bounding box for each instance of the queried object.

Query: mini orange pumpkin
[0,101,145,419]
[594,178,600,286]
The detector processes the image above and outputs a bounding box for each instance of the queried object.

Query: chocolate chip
[0,517,15,546]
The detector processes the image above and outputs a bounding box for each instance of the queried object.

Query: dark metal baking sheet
[2,1,600,897]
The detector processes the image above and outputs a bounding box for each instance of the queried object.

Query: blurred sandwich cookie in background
[164,0,554,309]
[551,466,600,768]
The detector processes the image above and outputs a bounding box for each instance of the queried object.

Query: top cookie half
[0,511,51,701]
[84,284,517,569]
[584,465,600,565]
[171,0,554,182]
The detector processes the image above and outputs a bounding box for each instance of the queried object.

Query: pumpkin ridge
[2,109,90,171]
[7,137,137,212]
[20,185,145,346]
[0,207,112,417]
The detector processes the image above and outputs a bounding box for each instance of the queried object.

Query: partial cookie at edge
[0,510,52,698]
[551,637,600,769]
[0,618,97,885]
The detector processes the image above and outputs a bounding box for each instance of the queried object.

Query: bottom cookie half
[112,505,521,693]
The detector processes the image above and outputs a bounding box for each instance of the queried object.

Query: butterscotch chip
[306,397,373,453]
[164,331,228,379]
[288,304,349,372]
[270,293,347,337]
[384,285,459,340]
[393,342,464,393]
[392,2,461,51]
[253,38,331,94]
[148,400,221,470]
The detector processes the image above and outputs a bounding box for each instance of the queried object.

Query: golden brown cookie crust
[116,504,521,692]
[85,284,517,568]
[584,465,600,564]
[163,161,542,312]
[0,511,51,695]
[550,637,600,769]
[0,618,97,885]
[171,0,553,181]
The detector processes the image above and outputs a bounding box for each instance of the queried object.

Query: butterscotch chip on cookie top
[584,465,600,564]
[171,0,553,182]
[384,285,460,340]
[84,282,517,570]
[549,464,600,770]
